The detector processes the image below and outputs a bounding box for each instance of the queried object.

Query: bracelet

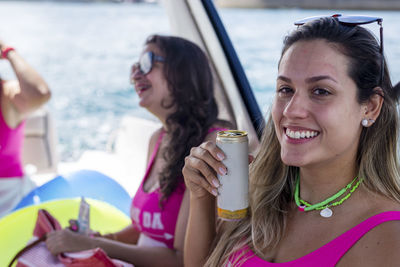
[1,47,15,59]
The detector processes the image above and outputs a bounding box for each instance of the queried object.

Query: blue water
[0,1,399,161]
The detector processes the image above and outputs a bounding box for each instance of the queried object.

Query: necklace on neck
[294,172,363,218]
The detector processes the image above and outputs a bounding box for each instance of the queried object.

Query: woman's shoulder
[208,119,234,133]
[352,212,400,266]
[343,198,400,266]
[204,121,232,142]
[1,80,22,127]
[212,119,234,130]
[150,127,165,139]
[148,127,165,149]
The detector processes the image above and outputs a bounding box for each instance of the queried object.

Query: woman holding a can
[45,35,230,266]
[183,15,400,266]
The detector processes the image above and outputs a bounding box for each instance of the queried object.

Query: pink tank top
[0,100,25,178]
[130,127,227,249]
[229,211,400,266]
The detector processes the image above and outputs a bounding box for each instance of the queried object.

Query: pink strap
[230,211,400,266]
[208,127,228,134]
[314,211,400,264]
[141,127,226,186]
[142,130,165,182]
[150,130,165,163]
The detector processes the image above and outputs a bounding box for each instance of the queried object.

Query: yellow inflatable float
[0,198,131,267]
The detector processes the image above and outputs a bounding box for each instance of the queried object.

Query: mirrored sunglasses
[294,14,384,85]
[137,51,165,75]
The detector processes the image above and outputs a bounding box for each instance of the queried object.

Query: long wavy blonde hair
[205,17,400,266]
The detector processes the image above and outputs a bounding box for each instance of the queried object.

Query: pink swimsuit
[131,127,226,249]
[0,99,25,178]
[229,211,400,266]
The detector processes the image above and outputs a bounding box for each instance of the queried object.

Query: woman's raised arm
[0,40,51,121]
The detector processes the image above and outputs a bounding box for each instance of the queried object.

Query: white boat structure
[24,0,263,198]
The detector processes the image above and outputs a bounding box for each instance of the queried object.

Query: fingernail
[212,179,220,188]
[217,153,225,161]
[211,189,218,196]
[219,167,227,176]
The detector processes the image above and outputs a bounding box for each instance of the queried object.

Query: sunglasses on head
[135,51,165,75]
[294,14,384,85]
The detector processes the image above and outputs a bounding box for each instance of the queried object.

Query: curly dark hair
[145,35,223,206]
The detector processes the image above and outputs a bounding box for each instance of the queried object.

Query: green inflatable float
[0,198,131,267]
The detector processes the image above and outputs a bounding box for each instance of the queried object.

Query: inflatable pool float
[1,197,131,267]
[13,169,131,215]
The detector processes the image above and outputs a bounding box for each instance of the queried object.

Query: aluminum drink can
[78,197,90,234]
[216,130,249,220]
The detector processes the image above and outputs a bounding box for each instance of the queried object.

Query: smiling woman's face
[131,43,172,117]
[272,39,365,169]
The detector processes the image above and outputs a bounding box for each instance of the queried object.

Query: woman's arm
[100,189,189,266]
[0,41,51,124]
[104,127,163,246]
[184,190,216,266]
[91,236,185,267]
[102,191,191,267]
[100,131,224,266]
[182,129,227,266]
[46,189,185,266]
[46,228,183,267]
[46,126,186,266]
[102,224,140,244]
[46,207,186,267]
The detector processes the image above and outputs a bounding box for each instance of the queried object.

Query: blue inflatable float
[13,169,131,215]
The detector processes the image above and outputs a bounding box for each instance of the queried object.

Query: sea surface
[0,1,399,161]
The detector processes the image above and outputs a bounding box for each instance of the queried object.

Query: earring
[362,118,375,127]
[361,119,369,127]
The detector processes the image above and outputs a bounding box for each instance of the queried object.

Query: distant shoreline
[216,0,400,10]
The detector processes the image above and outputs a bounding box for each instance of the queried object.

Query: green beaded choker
[294,172,363,218]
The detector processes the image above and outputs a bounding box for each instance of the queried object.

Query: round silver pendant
[320,207,333,218]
